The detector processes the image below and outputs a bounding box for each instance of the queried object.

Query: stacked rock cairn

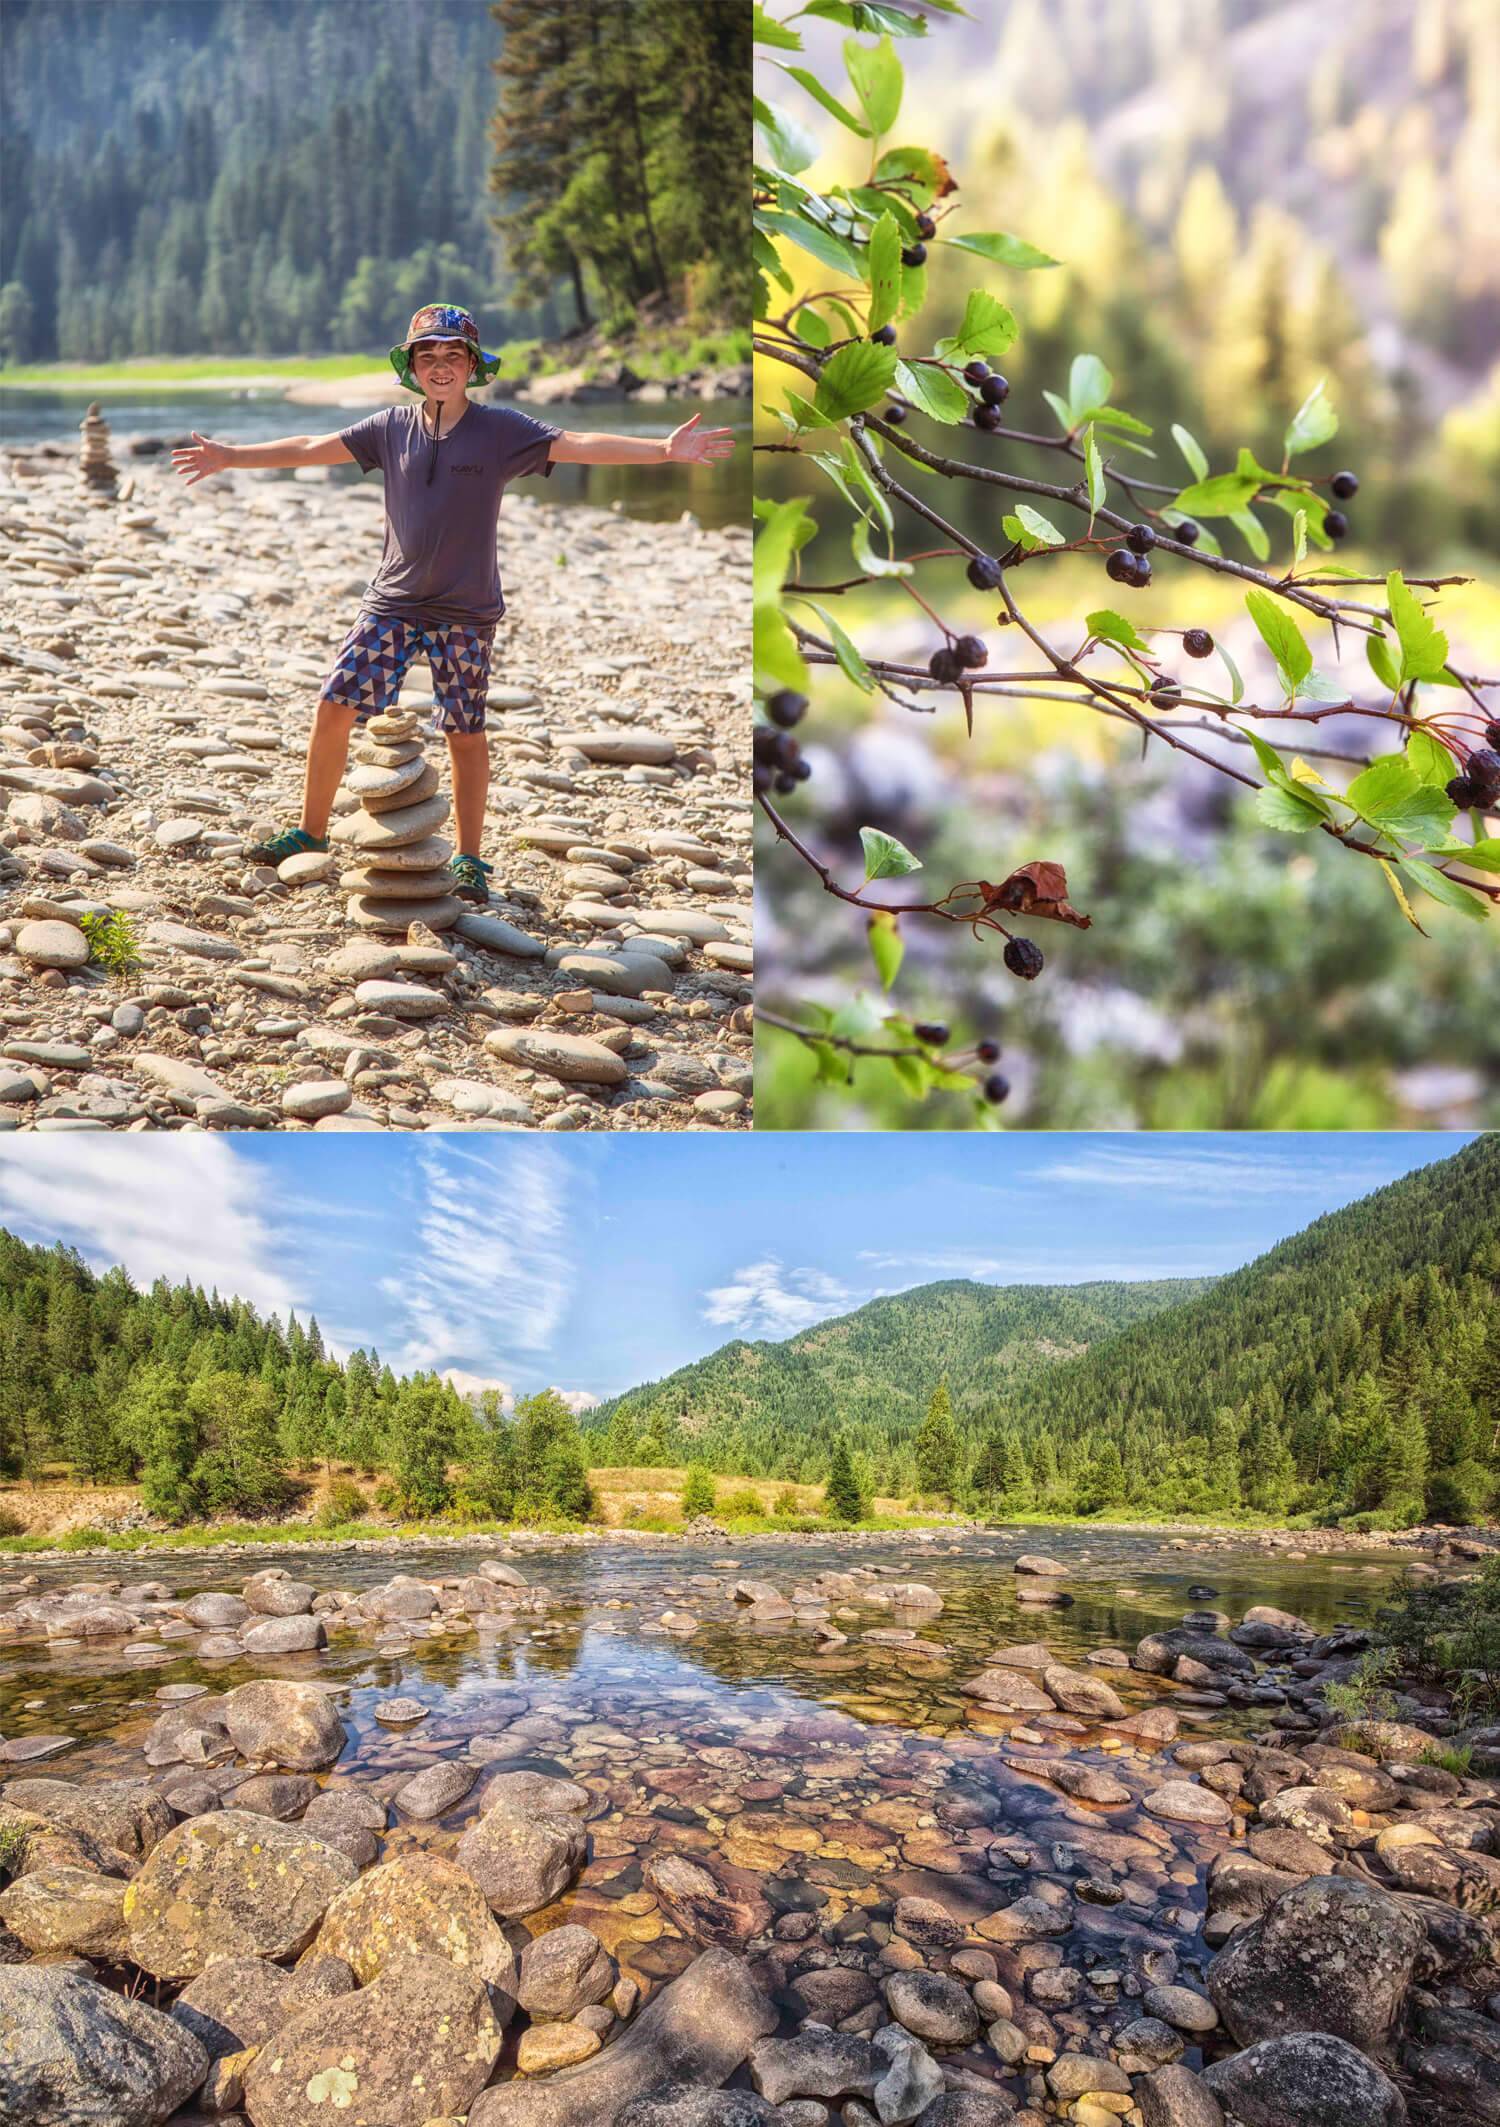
[334,709,463,934]
[78,403,118,499]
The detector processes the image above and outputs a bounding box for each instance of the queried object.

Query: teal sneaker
[448,852,493,906]
[245,825,330,867]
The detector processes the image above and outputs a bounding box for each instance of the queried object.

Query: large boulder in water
[124,1808,357,1979]
[469,1946,778,2127]
[0,1776,174,1861]
[456,1804,587,1918]
[182,1591,250,1629]
[1202,2031,1407,2125]
[0,1864,130,1958]
[0,1964,209,2126]
[219,1679,346,1769]
[1207,1875,1423,2051]
[1134,1629,1255,1679]
[242,1952,502,2127]
[516,1921,617,2019]
[242,1568,317,1616]
[312,1850,517,1994]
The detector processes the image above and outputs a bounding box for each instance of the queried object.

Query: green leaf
[811,1038,849,1086]
[1453,837,1500,873]
[1173,472,1262,517]
[1003,505,1064,550]
[1344,755,1417,816]
[1042,388,1072,434]
[1245,588,1313,691]
[1172,423,1209,482]
[781,389,834,430]
[754,604,809,696]
[859,825,922,881]
[892,357,969,424]
[1087,608,1149,652]
[1230,506,1269,561]
[777,63,869,133]
[803,598,875,692]
[1255,781,1330,832]
[935,288,1018,360]
[1387,570,1450,683]
[1217,638,1245,706]
[753,4,803,46]
[1088,406,1153,437]
[1066,353,1112,421]
[1292,508,1308,564]
[1407,726,1459,787]
[873,145,948,197]
[754,96,820,174]
[754,209,864,281]
[1084,425,1104,529]
[868,911,904,990]
[890,1051,930,1097]
[753,497,811,607]
[852,514,911,576]
[844,32,903,134]
[1284,376,1338,457]
[944,230,1059,269]
[1291,666,1350,704]
[1345,757,1455,846]
[842,437,893,533]
[1366,629,1401,692]
[864,212,903,336]
[807,0,928,32]
[815,340,900,420]
[1397,859,1490,921]
[1239,726,1297,787]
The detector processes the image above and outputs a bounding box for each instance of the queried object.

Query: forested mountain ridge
[585,1278,1212,1486]
[589,1141,1500,1524]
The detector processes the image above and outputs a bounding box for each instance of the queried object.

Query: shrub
[681,1464,717,1517]
[317,1478,367,1527]
[1421,1743,1474,1777]
[1323,1647,1400,1727]
[774,1486,801,1517]
[1426,1465,1490,1526]
[721,1487,765,1517]
[0,1506,25,1539]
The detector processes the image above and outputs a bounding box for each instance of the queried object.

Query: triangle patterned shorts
[319,610,496,734]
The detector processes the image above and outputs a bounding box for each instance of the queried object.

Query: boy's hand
[171,432,233,485]
[664,412,735,465]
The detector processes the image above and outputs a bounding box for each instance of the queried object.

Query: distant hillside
[586,1277,1211,1481]
[589,1139,1500,1524]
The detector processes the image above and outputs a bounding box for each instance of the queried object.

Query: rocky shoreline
[3,1542,1500,2124]
[0,438,752,1131]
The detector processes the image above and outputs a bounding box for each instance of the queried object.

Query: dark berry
[884,403,907,424]
[1149,680,1182,709]
[773,771,797,794]
[1126,523,1157,555]
[1324,510,1348,539]
[1183,628,1214,657]
[1003,936,1045,981]
[913,1021,949,1045]
[901,242,927,267]
[976,1039,1001,1064]
[972,405,1002,432]
[1486,720,1500,748]
[1173,521,1200,545]
[982,1071,1011,1105]
[1330,470,1359,499]
[1446,776,1477,808]
[966,553,1004,591]
[914,212,936,240]
[753,761,772,795]
[767,689,807,728]
[1106,550,1151,588]
[753,726,779,763]
[980,373,1010,406]
[963,360,989,384]
[791,756,813,782]
[1468,747,1500,798]
[929,646,962,685]
[954,634,987,670]
[871,325,896,346]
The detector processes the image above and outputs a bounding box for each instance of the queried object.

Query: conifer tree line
[0,1231,594,1527]
[0,0,748,366]
[587,1140,1500,1529]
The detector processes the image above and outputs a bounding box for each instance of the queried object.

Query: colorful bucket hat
[388,304,503,394]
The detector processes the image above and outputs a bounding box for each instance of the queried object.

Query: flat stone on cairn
[79,402,118,499]
[333,710,461,934]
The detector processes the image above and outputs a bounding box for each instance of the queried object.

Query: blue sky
[0,1134,1472,1409]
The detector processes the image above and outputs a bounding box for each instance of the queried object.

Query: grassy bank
[0,322,752,395]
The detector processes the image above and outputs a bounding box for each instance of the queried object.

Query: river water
[0,1528,1408,2102]
[0,388,751,532]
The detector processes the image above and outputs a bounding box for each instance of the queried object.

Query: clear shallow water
[0,389,752,532]
[0,1530,1407,2094]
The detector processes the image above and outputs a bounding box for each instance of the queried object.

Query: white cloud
[0,1139,299,1321]
[440,1371,597,1415]
[856,1247,1230,1283]
[553,1387,600,1414]
[1030,1144,1388,1205]
[703,1257,854,1339]
[382,1143,573,1379]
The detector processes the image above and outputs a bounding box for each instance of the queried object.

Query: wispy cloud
[856,1247,1227,1282]
[381,1143,573,1379]
[1030,1143,1390,1205]
[703,1257,854,1339]
[441,1370,598,1414]
[0,1140,299,1321]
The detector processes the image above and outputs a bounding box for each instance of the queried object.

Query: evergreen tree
[681,1463,716,1517]
[825,1436,863,1524]
[387,1378,460,1516]
[914,1381,961,1499]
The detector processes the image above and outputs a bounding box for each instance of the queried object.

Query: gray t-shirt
[337,401,562,628]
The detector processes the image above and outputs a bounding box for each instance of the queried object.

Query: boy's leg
[447,728,491,855]
[300,697,361,838]
[426,621,497,901]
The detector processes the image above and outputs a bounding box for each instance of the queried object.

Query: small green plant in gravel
[80,910,142,977]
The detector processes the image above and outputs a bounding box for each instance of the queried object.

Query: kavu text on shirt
[337,401,562,629]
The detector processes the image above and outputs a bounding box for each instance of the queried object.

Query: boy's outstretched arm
[171,430,355,484]
[549,411,734,468]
